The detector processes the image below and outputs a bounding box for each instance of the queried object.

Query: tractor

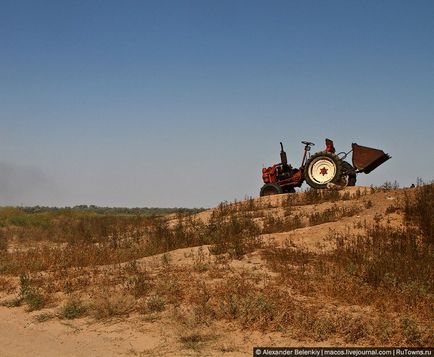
[260,139,390,196]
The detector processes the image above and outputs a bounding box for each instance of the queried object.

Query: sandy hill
[0,185,432,356]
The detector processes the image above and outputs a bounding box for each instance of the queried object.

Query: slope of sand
[0,306,162,357]
[0,187,411,356]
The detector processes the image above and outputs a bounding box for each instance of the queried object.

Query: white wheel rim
[309,158,337,184]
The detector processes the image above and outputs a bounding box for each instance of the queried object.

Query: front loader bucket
[352,143,391,174]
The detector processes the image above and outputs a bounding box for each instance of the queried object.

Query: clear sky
[1,0,433,207]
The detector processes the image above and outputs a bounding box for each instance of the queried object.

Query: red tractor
[260,139,390,196]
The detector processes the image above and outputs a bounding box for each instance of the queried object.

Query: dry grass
[0,184,432,348]
[261,184,434,345]
[405,183,433,244]
[262,213,304,234]
[90,292,136,319]
[59,296,88,319]
[308,204,360,225]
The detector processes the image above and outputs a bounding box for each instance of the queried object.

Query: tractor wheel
[342,161,357,186]
[304,151,343,189]
[260,183,284,197]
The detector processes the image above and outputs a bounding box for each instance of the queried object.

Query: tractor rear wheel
[260,183,283,197]
[304,151,343,189]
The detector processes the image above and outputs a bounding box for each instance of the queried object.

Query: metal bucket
[352,143,391,174]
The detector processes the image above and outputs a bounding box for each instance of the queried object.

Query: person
[325,138,336,153]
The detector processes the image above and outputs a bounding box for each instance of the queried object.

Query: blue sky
[1,0,433,207]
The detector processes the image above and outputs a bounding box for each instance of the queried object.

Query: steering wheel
[301,141,315,146]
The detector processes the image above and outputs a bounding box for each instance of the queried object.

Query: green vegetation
[16,205,205,216]
[60,296,88,319]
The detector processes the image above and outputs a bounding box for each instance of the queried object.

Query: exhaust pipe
[280,142,288,165]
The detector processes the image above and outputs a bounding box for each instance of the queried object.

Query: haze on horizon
[1,0,433,208]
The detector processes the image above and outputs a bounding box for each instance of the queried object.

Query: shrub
[34,312,55,323]
[17,273,46,311]
[90,292,135,319]
[60,296,87,319]
[262,214,304,234]
[304,188,340,204]
[146,295,166,312]
[401,317,422,345]
[308,205,360,226]
[192,246,210,273]
[123,261,153,298]
[179,332,213,351]
[208,215,261,259]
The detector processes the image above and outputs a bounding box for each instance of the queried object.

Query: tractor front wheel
[304,151,343,189]
[260,183,283,197]
[342,161,357,186]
